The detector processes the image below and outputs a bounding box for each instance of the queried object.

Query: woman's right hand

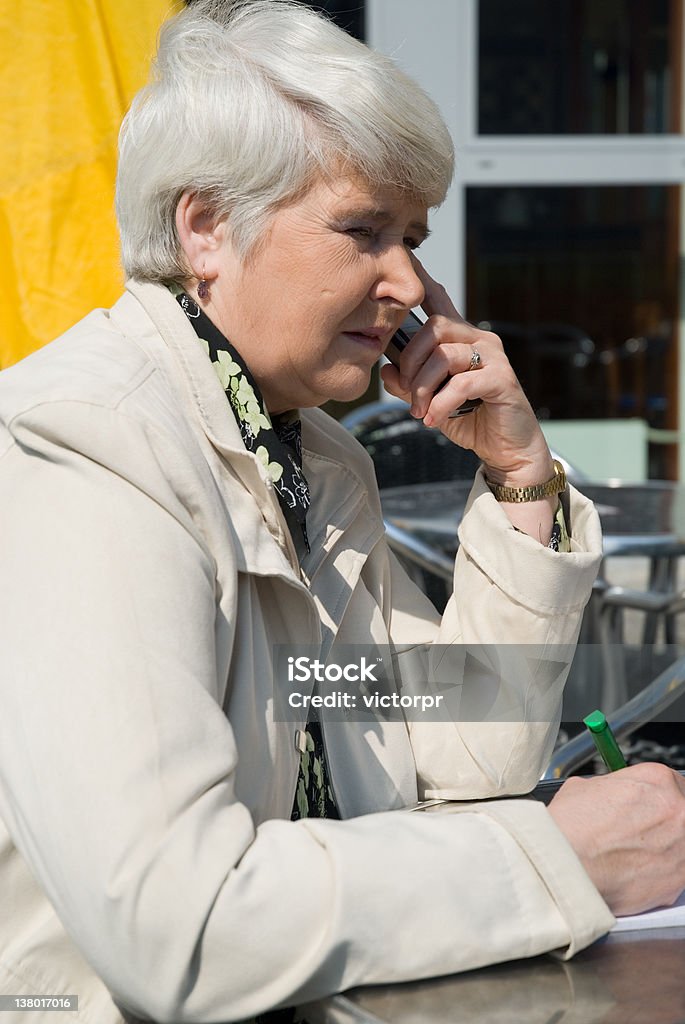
[548,763,685,916]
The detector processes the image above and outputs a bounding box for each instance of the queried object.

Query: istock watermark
[286,655,381,684]
[270,643,638,724]
[274,645,442,721]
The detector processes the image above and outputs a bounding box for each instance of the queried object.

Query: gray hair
[116,0,455,282]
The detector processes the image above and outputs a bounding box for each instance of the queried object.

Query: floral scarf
[171,286,311,557]
[170,286,339,827]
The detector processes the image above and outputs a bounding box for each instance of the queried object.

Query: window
[467,185,677,442]
[479,0,677,135]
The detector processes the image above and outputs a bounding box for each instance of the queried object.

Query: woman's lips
[341,329,390,353]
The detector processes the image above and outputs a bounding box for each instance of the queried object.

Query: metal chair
[544,653,685,779]
[587,584,685,711]
[341,398,585,489]
[383,518,454,612]
[340,400,482,490]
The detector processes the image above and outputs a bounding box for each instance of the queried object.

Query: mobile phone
[385,311,482,418]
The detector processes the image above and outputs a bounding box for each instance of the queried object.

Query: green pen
[583,710,627,771]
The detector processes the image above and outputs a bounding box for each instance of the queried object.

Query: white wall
[367,0,466,305]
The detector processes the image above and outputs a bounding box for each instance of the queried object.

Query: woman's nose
[370,246,425,310]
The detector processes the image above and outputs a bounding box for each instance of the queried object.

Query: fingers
[390,261,488,419]
[390,314,506,424]
[615,760,685,795]
[379,362,411,406]
[660,761,685,796]
[384,261,512,425]
[421,337,499,427]
[387,264,544,469]
[412,257,461,320]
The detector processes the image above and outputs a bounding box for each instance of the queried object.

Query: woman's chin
[328,379,374,405]
[299,370,373,409]
[338,365,378,398]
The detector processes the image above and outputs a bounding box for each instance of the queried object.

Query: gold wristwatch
[486,459,567,503]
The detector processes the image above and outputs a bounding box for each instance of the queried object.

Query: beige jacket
[0,282,613,1023]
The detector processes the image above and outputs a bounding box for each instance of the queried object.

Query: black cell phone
[385,311,482,418]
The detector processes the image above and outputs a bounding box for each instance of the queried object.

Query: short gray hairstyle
[116,0,455,282]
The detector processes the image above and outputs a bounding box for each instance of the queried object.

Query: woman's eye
[347,227,376,241]
[345,227,422,250]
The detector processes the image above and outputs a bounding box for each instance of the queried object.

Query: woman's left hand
[380,259,553,490]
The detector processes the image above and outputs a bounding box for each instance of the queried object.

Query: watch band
[486,459,567,503]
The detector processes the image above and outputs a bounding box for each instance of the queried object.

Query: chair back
[341,399,584,489]
[341,400,481,489]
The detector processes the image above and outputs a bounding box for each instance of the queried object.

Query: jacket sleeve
[388,468,603,799]
[0,404,612,1023]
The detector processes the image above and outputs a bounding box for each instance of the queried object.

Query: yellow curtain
[0,0,182,368]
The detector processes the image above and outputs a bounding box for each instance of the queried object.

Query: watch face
[552,460,567,489]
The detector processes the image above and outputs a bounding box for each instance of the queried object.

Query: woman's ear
[175,192,230,282]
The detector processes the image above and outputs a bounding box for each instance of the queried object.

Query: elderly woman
[1,2,685,1022]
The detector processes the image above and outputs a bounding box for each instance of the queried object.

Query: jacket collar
[123,280,248,456]
[115,281,302,574]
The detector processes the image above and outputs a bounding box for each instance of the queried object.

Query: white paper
[611,888,685,932]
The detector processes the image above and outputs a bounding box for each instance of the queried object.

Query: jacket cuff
[441,797,616,957]
[457,469,602,616]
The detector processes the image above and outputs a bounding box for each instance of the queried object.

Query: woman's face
[207,176,429,414]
